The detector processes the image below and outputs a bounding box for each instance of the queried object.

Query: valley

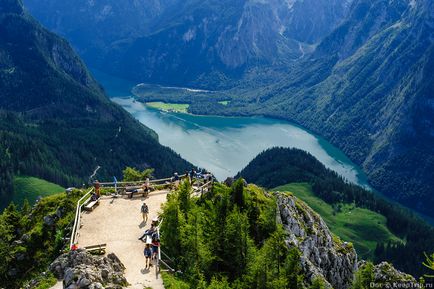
[0,0,433,288]
[94,71,370,186]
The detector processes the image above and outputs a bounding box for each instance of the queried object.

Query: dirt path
[77,190,170,289]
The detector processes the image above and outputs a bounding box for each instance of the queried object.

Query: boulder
[50,249,127,289]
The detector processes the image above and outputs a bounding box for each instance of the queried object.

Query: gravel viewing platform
[77,190,170,289]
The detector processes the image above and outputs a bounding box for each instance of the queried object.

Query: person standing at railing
[93,180,101,197]
[189,169,196,185]
[172,172,180,189]
[138,224,155,241]
[151,232,160,261]
[145,178,150,193]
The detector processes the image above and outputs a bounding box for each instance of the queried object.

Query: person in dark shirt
[144,244,152,269]
[141,202,149,222]
[138,224,155,241]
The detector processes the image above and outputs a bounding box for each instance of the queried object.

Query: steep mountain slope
[23,0,353,88]
[185,0,434,219]
[0,0,192,209]
[237,147,434,277]
[22,0,434,219]
[258,0,434,218]
[22,0,181,67]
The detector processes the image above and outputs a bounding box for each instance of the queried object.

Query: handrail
[190,179,213,196]
[69,188,94,249]
[68,174,213,256]
[98,174,187,186]
[156,218,163,279]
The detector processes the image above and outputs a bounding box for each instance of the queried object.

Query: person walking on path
[141,202,149,223]
[144,244,152,269]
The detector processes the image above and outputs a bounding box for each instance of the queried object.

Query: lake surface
[94,70,371,187]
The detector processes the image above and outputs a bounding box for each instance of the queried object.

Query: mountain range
[0,0,191,208]
[18,0,434,217]
[23,0,353,88]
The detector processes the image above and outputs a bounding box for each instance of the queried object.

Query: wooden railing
[69,188,94,249]
[68,173,214,269]
[155,218,178,278]
[190,179,213,197]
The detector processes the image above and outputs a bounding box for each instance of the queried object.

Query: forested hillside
[23,0,434,220]
[0,0,192,209]
[160,179,348,288]
[174,0,434,220]
[237,147,434,278]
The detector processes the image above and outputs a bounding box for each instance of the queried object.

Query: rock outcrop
[276,192,358,289]
[50,249,127,289]
[359,261,417,285]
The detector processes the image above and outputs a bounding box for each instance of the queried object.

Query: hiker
[141,202,149,222]
[144,244,152,269]
[172,172,180,189]
[151,232,160,260]
[145,178,151,192]
[189,169,196,184]
[138,224,155,241]
[93,180,101,197]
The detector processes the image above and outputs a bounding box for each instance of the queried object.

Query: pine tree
[231,178,245,210]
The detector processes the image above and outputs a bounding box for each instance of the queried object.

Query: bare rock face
[50,249,127,289]
[359,261,417,285]
[276,192,358,289]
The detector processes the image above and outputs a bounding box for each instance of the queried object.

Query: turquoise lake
[94,70,371,187]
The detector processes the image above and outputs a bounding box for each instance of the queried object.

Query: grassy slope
[274,183,402,259]
[13,176,65,205]
[146,102,190,113]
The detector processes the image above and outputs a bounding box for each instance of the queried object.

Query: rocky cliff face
[50,249,127,289]
[23,0,353,87]
[276,192,358,289]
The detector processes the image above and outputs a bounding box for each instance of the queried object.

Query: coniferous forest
[238,147,434,278]
[160,179,314,289]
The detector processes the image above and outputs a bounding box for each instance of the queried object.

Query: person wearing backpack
[141,202,149,222]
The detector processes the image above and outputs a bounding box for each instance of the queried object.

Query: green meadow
[13,176,65,206]
[146,101,189,113]
[274,183,403,259]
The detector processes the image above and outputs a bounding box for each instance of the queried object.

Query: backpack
[141,204,148,213]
